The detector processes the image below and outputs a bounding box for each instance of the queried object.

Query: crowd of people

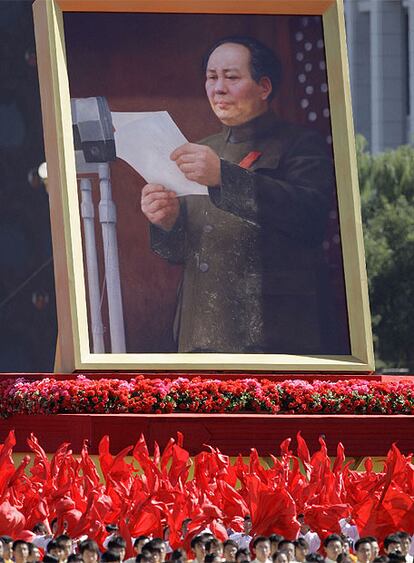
[0,432,413,563]
[1,515,414,563]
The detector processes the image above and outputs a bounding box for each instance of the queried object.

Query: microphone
[71,96,116,164]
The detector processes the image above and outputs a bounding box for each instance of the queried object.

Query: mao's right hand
[141,183,179,231]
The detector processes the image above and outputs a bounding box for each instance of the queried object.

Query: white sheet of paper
[112,111,208,196]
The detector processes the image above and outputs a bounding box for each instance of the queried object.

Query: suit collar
[222,110,278,143]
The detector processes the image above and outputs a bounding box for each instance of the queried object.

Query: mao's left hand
[171,143,221,187]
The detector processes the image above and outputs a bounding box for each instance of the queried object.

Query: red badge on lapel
[238,151,262,169]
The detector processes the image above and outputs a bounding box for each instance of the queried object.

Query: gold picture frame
[33,0,374,372]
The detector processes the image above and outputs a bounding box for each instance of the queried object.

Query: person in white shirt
[251,536,272,563]
[297,515,321,554]
[32,519,58,552]
[323,534,344,563]
[410,536,414,558]
[339,519,359,546]
[229,516,253,551]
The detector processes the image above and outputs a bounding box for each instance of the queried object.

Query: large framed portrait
[33,0,374,372]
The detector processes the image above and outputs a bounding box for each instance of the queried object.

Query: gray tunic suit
[151,111,342,354]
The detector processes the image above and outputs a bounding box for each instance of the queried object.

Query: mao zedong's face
[205,42,272,127]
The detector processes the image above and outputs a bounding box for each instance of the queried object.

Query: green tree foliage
[356,136,414,370]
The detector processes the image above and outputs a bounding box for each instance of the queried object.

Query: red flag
[217,480,249,527]
[251,487,299,538]
[0,431,17,498]
[27,433,50,482]
[0,500,26,535]
[303,504,349,538]
[296,432,311,465]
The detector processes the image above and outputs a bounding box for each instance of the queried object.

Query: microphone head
[71,96,116,163]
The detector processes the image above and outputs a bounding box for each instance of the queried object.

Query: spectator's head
[223,540,238,563]
[364,538,380,562]
[148,547,162,563]
[51,519,58,535]
[269,536,284,556]
[205,555,222,563]
[47,541,64,562]
[32,524,48,536]
[134,537,150,556]
[396,534,411,557]
[107,536,127,562]
[190,536,206,562]
[182,520,192,538]
[324,535,344,562]
[146,540,167,563]
[79,539,100,563]
[236,548,250,563]
[1,536,13,560]
[205,540,223,557]
[297,514,310,535]
[272,552,288,563]
[170,550,187,563]
[141,546,152,560]
[354,539,372,563]
[12,541,30,563]
[252,537,271,563]
[243,516,252,536]
[56,536,72,561]
[201,534,215,544]
[294,538,309,563]
[28,544,41,563]
[305,555,324,563]
[278,541,296,563]
[384,536,402,555]
[387,554,405,563]
[101,552,121,563]
[340,536,352,556]
[43,556,59,563]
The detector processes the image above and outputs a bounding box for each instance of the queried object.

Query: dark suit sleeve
[208,130,333,244]
[149,200,186,264]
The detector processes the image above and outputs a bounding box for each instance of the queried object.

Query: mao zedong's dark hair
[202,35,283,100]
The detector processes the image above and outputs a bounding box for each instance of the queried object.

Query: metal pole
[98,163,126,353]
[79,178,105,353]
